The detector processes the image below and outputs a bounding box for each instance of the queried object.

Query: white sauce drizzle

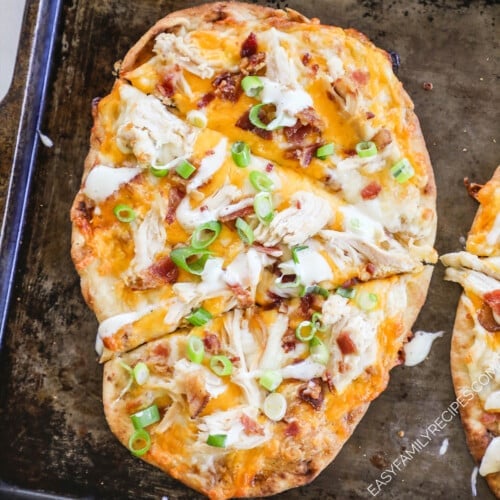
[404,330,444,367]
[83,165,141,203]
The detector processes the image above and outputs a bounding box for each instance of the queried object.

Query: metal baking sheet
[0,0,498,498]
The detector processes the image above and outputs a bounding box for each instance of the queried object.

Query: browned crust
[451,295,500,497]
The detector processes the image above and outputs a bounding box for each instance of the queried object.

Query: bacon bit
[296,199,302,209]
[281,328,297,353]
[236,110,273,140]
[76,200,94,222]
[241,32,258,58]
[366,111,375,120]
[240,414,264,435]
[240,52,266,75]
[298,379,324,410]
[337,332,357,355]
[166,186,185,224]
[283,123,316,145]
[361,181,382,200]
[185,373,210,418]
[284,421,300,437]
[301,52,312,66]
[252,243,283,258]
[219,204,254,223]
[423,81,433,91]
[228,283,253,307]
[480,412,500,427]
[478,303,500,332]
[338,360,347,373]
[157,76,176,98]
[296,107,325,131]
[284,145,317,167]
[322,371,334,392]
[366,262,376,275]
[464,177,484,200]
[153,343,170,358]
[310,63,320,75]
[300,294,313,316]
[351,69,370,86]
[196,92,215,109]
[330,78,357,106]
[212,71,243,102]
[203,333,221,354]
[341,277,360,289]
[200,205,208,212]
[265,163,274,172]
[372,128,393,151]
[266,291,284,307]
[484,290,500,316]
[127,256,179,290]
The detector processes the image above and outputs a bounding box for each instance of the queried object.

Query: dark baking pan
[0,0,498,499]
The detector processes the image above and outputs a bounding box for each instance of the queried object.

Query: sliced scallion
[295,320,316,342]
[249,170,274,192]
[336,287,356,299]
[355,141,378,158]
[133,362,149,385]
[113,204,136,223]
[263,392,287,421]
[306,285,330,298]
[315,142,335,160]
[241,75,264,97]
[390,158,414,183]
[130,404,160,430]
[186,307,212,327]
[259,370,283,392]
[149,165,169,177]
[235,217,254,245]
[356,291,379,311]
[291,245,308,264]
[128,428,151,457]
[248,103,284,131]
[186,335,205,364]
[311,312,326,332]
[210,355,233,376]
[207,434,227,447]
[170,247,211,275]
[254,192,274,224]
[191,221,221,249]
[309,336,329,365]
[231,141,251,168]
[187,109,207,128]
[175,159,196,179]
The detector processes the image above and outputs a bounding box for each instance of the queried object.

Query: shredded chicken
[441,251,500,281]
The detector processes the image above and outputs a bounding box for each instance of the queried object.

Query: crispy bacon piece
[366,262,376,275]
[240,414,264,435]
[322,371,334,392]
[372,128,392,151]
[157,75,176,98]
[240,32,258,58]
[361,181,382,200]
[212,71,242,102]
[166,186,185,224]
[301,52,312,66]
[464,177,484,200]
[283,123,317,145]
[185,372,210,418]
[300,294,313,316]
[351,69,369,86]
[236,110,273,140]
[284,144,317,167]
[478,303,500,332]
[337,332,357,355]
[484,290,500,316]
[298,379,324,410]
[218,204,254,223]
[228,283,253,307]
[127,256,179,290]
[240,52,266,75]
[282,328,297,353]
[284,420,299,437]
[252,243,283,258]
[196,92,215,109]
[203,333,221,354]
[481,412,500,433]
[341,277,360,289]
[296,107,324,131]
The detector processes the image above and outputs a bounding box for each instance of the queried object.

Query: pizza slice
[441,166,500,497]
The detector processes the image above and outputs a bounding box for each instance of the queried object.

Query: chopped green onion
[130,404,160,430]
[355,141,378,158]
[356,291,379,311]
[311,312,326,332]
[117,360,133,399]
[231,141,251,168]
[235,217,255,245]
[170,247,211,275]
[191,221,221,249]
[259,370,283,391]
[128,428,151,456]
[295,320,316,342]
[186,335,205,364]
[263,392,287,421]
[210,355,233,376]
[315,142,335,160]
[305,285,330,298]
[149,164,169,177]
[186,307,212,327]
[133,362,150,385]
[207,434,227,447]
[390,158,415,183]
[187,109,207,128]
[241,75,264,97]
[113,204,136,223]
[248,103,284,131]
[291,245,308,264]
[249,170,274,192]
[254,192,274,224]
[175,159,196,179]
[119,360,132,374]
[336,287,356,299]
[309,336,329,365]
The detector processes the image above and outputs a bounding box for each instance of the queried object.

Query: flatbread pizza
[441,166,500,497]
[71,2,437,497]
